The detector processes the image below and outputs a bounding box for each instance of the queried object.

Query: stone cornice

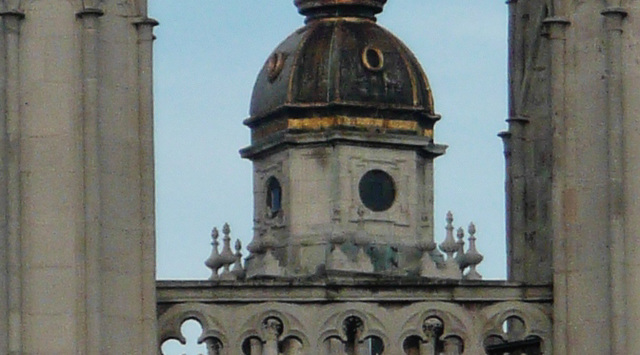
[157,279,553,305]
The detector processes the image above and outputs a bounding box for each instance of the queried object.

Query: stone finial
[439,212,462,279]
[463,222,483,280]
[230,239,245,279]
[439,211,458,258]
[219,223,237,279]
[205,227,223,280]
[456,227,465,249]
[455,227,468,269]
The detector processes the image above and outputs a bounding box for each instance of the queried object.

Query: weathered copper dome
[249,0,437,119]
[242,0,442,157]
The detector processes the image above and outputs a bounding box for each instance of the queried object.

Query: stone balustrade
[157,280,552,354]
[205,212,485,282]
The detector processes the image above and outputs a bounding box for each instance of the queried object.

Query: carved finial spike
[230,238,245,280]
[205,227,223,280]
[464,222,483,280]
[445,211,454,233]
[218,224,236,277]
[456,227,464,241]
[439,212,459,258]
[468,222,476,236]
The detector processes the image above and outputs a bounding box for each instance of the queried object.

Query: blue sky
[151,1,509,282]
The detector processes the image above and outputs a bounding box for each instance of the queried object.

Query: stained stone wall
[506,0,640,353]
[250,144,436,277]
[502,0,553,284]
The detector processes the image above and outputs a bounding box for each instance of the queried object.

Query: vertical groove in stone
[78,6,104,355]
[504,1,517,283]
[505,117,527,282]
[601,6,627,354]
[1,10,23,354]
[0,7,8,355]
[134,16,158,353]
[543,12,570,355]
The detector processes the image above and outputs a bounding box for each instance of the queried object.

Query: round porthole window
[362,46,384,72]
[358,170,395,212]
[266,177,282,217]
[266,52,285,83]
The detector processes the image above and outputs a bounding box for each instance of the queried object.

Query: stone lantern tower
[240,0,447,278]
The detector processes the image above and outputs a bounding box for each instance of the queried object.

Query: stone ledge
[157,279,552,305]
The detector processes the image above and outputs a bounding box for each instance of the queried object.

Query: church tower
[0,1,157,353]
[505,0,640,353]
[240,0,447,278]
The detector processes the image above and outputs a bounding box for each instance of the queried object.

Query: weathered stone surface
[0,1,157,353]
[157,280,553,354]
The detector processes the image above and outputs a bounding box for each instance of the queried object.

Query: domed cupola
[242,0,447,279]
[242,0,443,159]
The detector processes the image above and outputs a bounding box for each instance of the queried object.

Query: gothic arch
[157,303,228,348]
[317,307,390,347]
[237,306,310,349]
[480,301,552,354]
[399,302,472,344]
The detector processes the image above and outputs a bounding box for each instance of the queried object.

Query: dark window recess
[364,336,384,355]
[359,170,395,212]
[266,177,282,216]
[485,337,542,355]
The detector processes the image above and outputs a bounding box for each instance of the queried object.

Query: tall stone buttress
[505,0,640,353]
[0,1,157,353]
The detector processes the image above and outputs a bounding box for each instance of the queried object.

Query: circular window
[266,177,282,217]
[358,170,395,212]
[362,46,384,72]
[266,52,285,83]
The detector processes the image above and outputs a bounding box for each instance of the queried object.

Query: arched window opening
[363,336,384,355]
[280,336,304,355]
[485,335,542,355]
[160,319,210,355]
[403,336,421,355]
[266,177,282,217]
[241,337,263,355]
[442,335,464,354]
